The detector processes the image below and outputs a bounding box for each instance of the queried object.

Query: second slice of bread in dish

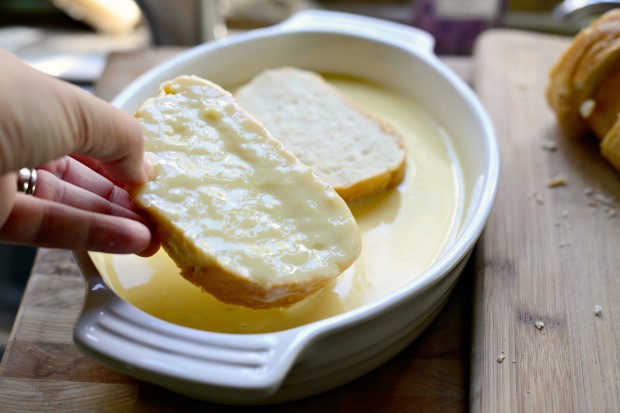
[235,67,407,202]
[131,75,362,309]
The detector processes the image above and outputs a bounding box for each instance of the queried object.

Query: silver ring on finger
[17,167,37,196]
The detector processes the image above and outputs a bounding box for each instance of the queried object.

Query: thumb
[0,49,148,186]
[67,92,149,186]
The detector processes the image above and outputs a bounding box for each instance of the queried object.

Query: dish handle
[276,9,436,56]
[72,251,316,401]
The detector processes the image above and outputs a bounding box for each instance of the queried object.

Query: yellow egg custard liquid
[91,75,463,334]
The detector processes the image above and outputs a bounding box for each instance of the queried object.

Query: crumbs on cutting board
[527,191,545,205]
[584,187,615,205]
[554,210,570,226]
[594,305,603,316]
[534,136,617,217]
[534,183,617,218]
[535,321,545,331]
[546,175,568,187]
[497,352,506,363]
[540,139,559,152]
[584,187,617,217]
[527,176,568,206]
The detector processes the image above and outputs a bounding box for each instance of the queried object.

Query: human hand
[0,49,159,256]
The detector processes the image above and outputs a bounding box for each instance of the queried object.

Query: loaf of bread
[546,9,620,174]
[235,67,407,202]
[131,75,361,309]
[546,9,620,139]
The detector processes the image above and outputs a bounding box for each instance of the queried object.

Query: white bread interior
[235,67,407,202]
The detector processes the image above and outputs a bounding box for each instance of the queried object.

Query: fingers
[40,157,137,212]
[35,169,145,223]
[70,154,154,188]
[0,159,159,256]
[63,92,149,186]
[0,194,153,254]
[34,159,160,256]
[0,49,148,186]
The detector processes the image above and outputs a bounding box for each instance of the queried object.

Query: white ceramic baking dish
[73,10,499,405]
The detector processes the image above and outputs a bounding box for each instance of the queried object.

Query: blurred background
[0,0,618,355]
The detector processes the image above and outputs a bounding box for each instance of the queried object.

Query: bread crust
[158,218,339,309]
[601,116,620,173]
[329,88,408,202]
[584,61,620,139]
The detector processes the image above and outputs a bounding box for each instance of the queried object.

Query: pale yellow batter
[90,75,462,334]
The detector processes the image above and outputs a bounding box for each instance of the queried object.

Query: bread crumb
[529,192,545,205]
[546,175,567,187]
[593,192,615,206]
[602,206,617,218]
[580,99,596,118]
[535,321,545,330]
[584,190,618,217]
[585,188,616,206]
[541,140,558,151]
[497,352,506,363]
[594,305,603,316]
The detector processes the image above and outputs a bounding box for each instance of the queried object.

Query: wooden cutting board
[471,29,620,412]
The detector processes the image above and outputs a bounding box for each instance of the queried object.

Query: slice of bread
[235,67,407,202]
[131,75,361,309]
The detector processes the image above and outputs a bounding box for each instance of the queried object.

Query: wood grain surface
[0,50,473,411]
[471,29,620,412]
